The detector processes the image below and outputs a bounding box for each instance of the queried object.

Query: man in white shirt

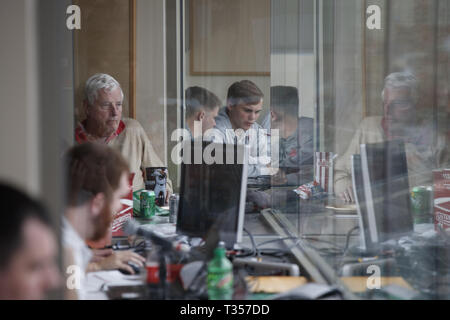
[62,142,145,299]
[205,80,272,177]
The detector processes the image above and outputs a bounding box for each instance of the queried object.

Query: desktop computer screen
[351,154,373,252]
[357,140,413,247]
[176,140,248,250]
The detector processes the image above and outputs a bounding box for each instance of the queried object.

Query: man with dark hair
[185,86,221,138]
[63,143,145,299]
[205,80,271,177]
[0,184,61,299]
[265,86,314,185]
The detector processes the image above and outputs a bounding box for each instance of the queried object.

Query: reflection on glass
[182,0,449,299]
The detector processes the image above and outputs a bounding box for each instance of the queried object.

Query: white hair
[84,73,124,105]
[381,72,419,103]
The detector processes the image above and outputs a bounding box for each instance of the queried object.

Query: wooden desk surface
[246,276,413,294]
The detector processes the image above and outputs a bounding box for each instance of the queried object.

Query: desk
[87,187,449,300]
[262,186,450,300]
[87,211,301,300]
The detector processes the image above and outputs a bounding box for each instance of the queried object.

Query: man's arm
[251,128,272,176]
[334,126,364,201]
[87,250,145,275]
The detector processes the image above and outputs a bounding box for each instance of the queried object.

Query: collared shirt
[75,118,172,192]
[62,217,93,300]
[75,120,126,144]
[204,107,270,177]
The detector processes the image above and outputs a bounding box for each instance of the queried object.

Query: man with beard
[262,86,314,186]
[63,143,145,300]
[75,73,172,198]
[335,72,449,202]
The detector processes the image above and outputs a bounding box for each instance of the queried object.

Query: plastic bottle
[145,244,168,299]
[207,241,233,300]
[145,245,160,285]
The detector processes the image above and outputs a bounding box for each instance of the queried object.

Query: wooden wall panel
[73,0,135,121]
[190,0,270,75]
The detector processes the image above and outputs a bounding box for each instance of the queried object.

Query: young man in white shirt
[62,142,145,299]
[205,80,272,177]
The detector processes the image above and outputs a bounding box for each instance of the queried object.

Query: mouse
[118,262,141,275]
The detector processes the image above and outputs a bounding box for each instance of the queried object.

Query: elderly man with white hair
[75,73,172,196]
[335,72,449,202]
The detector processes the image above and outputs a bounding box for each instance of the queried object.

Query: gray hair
[84,73,124,105]
[381,72,419,103]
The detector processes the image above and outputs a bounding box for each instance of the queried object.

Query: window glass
[182,0,450,299]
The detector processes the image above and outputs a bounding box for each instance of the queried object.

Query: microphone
[123,220,190,253]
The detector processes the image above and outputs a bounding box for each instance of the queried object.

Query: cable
[343,226,360,254]
[303,237,345,251]
[256,236,299,248]
[244,227,261,260]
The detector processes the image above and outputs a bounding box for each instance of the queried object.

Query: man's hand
[339,185,355,203]
[88,250,146,275]
[271,170,287,185]
[165,190,170,205]
[90,248,114,263]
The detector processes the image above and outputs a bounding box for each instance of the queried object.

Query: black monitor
[359,140,413,246]
[176,140,248,250]
[351,154,374,252]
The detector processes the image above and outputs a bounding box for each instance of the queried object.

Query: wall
[333,0,364,157]
[185,52,271,119]
[271,0,316,119]
[73,0,132,120]
[136,0,167,164]
[0,0,74,298]
[184,0,271,121]
[0,0,40,195]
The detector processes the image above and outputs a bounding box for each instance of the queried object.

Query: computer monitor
[360,140,413,245]
[351,154,374,252]
[176,140,248,250]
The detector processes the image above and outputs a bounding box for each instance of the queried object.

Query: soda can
[169,194,180,224]
[293,181,323,200]
[410,186,432,224]
[140,190,156,219]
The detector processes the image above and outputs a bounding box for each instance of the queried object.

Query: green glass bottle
[207,241,233,300]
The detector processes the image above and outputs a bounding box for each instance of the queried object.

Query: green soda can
[148,191,156,217]
[410,186,432,224]
[140,190,156,219]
